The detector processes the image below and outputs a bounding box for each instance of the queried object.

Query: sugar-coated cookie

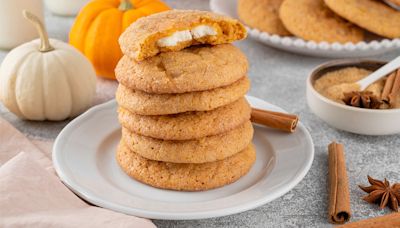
[116,77,250,115]
[122,121,253,163]
[116,44,248,94]
[324,0,400,39]
[118,97,251,140]
[279,0,364,43]
[119,10,247,61]
[238,0,291,36]
[116,141,256,191]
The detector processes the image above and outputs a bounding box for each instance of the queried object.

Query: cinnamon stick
[389,69,400,107]
[250,108,298,133]
[381,71,396,102]
[381,69,400,107]
[338,213,400,228]
[328,142,351,224]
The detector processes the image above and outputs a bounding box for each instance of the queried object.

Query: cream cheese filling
[157,30,192,47]
[191,25,218,38]
[156,25,217,47]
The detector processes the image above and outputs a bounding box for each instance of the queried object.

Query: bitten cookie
[116,141,256,191]
[238,0,291,36]
[279,0,364,43]
[116,77,250,115]
[118,97,251,140]
[119,10,247,61]
[122,121,254,163]
[324,0,400,39]
[115,44,248,94]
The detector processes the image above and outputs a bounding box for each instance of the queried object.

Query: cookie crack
[157,60,175,82]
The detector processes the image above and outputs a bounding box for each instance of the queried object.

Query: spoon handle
[358,56,400,91]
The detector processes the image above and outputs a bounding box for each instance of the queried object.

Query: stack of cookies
[114,10,256,191]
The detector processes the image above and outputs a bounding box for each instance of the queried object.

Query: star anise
[342,91,382,109]
[359,176,400,211]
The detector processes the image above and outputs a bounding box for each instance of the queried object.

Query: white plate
[53,96,314,220]
[210,0,400,58]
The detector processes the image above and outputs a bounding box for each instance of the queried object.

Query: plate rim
[53,96,314,220]
[209,0,400,57]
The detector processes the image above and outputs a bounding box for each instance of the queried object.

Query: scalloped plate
[210,0,400,58]
[53,96,314,220]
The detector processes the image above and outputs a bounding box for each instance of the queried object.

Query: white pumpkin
[0,11,96,121]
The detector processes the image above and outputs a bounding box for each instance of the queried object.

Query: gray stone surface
[1,1,399,227]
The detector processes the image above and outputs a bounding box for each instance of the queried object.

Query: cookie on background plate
[116,77,250,115]
[279,0,364,43]
[121,121,254,163]
[116,141,256,191]
[119,10,247,61]
[237,0,291,36]
[324,0,400,39]
[116,44,248,94]
[118,97,251,140]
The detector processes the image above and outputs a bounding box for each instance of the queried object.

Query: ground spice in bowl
[314,67,400,109]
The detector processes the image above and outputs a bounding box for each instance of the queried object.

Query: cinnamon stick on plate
[250,108,299,133]
[328,142,351,224]
[381,69,400,107]
[338,212,400,228]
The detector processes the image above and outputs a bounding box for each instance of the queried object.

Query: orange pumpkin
[69,0,170,79]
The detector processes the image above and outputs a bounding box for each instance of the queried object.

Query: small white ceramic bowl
[307,59,400,135]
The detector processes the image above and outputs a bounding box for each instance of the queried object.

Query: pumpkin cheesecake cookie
[119,10,247,61]
[237,0,291,36]
[324,0,400,39]
[116,141,256,191]
[116,44,248,94]
[116,76,250,115]
[118,97,251,140]
[279,0,364,43]
[121,121,254,163]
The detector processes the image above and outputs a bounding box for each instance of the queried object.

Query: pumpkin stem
[22,10,54,52]
[119,0,134,11]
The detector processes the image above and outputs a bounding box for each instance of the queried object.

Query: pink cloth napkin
[0,118,52,168]
[0,117,155,228]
